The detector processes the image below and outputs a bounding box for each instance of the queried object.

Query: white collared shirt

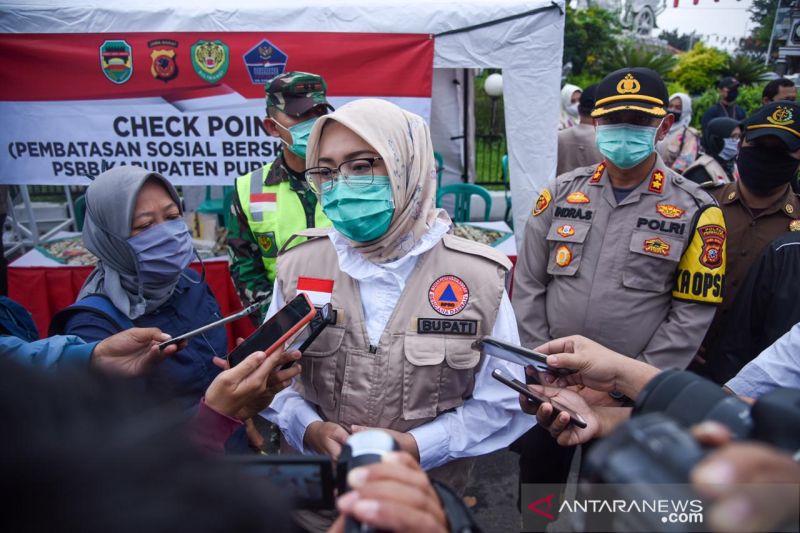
[726,321,800,399]
[261,221,534,469]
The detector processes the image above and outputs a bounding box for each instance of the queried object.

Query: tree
[742,0,779,56]
[563,5,621,77]
[603,39,677,79]
[659,29,698,52]
[725,55,769,85]
[672,43,730,95]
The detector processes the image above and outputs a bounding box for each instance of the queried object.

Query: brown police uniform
[276,228,510,489]
[514,156,726,370]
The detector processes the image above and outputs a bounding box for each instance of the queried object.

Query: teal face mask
[321,176,394,242]
[275,117,318,159]
[595,123,660,169]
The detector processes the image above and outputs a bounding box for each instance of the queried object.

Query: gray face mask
[719,137,739,161]
[126,219,194,286]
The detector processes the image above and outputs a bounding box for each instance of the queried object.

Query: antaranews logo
[527,494,557,521]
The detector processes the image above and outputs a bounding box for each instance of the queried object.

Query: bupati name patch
[555,206,592,220]
[417,318,478,335]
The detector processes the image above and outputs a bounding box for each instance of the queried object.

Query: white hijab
[668,93,693,133]
[560,84,582,129]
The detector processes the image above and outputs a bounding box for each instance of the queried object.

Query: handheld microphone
[338,430,399,533]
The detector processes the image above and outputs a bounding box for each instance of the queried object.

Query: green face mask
[321,176,394,242]
[274,116,318,159]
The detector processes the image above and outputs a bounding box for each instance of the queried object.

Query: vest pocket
[622,230,681,293]
[402,333,444,420]
[545,220,591,277]
[300,325,345,410]
[440,338,481,412]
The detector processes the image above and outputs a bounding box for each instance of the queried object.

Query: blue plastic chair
[434,151,444,189]
[436,183,492,222]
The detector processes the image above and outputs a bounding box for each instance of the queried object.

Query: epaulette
[278,227,332,255]
[669,172,716,208]
[442,234,513,271]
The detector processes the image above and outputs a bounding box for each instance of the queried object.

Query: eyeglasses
[305,157,384,193]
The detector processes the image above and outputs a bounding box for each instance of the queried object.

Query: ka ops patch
[429,275,469,316]
[672,206,727,305]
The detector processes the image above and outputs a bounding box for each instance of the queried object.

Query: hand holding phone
[473,336,575,376]
[491,369,588,428]
[227,294,316,368]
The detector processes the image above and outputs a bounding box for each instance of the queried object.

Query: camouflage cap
[265,71,333,117]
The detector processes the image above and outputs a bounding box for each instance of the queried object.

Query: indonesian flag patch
[250,192,277,213]
[297,276,334,306]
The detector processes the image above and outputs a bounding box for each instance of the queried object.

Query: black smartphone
[473,336,576,376]
[230,455,335,510]
[227,293,316,368]
[491,368,588,429]
[280,303,334,370]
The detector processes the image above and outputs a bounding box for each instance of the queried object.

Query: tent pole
[462,68,469,183]
[20,186,39,246]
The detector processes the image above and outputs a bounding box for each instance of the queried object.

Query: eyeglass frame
[304,156,385,192]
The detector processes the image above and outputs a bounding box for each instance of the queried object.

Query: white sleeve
[726,322,800,399]
[408,290,535,470]
[259,279,322,452]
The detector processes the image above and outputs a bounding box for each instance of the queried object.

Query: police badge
[149,39,178,83]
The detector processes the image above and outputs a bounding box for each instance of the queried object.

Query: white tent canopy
[1,0,565,242]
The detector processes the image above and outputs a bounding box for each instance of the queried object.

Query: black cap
[591,67,669,118]
[579,84,599,111]
[742,101,800,151]
[718,76,740,90]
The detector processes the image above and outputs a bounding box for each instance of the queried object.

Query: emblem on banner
[243,39,288,85]
[191,39,230,83]
[428,275,470,316]
[566,191,590,204]
[99,40,133,84]
[697,224,726,269]
[148,39,178,82]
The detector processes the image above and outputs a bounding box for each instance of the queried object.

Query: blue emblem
[243,39,288,85]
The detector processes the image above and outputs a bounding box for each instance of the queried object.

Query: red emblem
[590,161,606,183]
[429,275,469,316]
[648,170,665,194]
[697,225,726,269]
[643,237,671,256]
[656,203,684,219]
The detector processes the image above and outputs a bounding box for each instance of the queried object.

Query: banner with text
[0,32,433,185]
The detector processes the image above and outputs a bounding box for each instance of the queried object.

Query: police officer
[513,68,727,504]
[227,72,332,323]
[695,101,800,376]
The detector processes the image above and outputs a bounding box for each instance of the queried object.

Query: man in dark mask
[694,101,800,375]
[701,76,746,132]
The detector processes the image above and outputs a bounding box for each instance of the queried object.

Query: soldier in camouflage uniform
[227,72,333,324]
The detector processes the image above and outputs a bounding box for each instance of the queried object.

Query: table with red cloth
[9,251,256,351]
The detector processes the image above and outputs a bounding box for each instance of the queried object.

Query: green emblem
[190,39,230,83]
[255,231,278,258]
[99,40,133,84]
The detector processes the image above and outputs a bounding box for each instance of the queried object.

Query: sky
[655,0,755,52]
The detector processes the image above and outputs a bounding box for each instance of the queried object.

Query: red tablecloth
[9,261,256,351]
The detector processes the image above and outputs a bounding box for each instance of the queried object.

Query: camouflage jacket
[227,151,319,324]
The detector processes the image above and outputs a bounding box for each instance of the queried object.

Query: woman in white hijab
[559,83,582,130]
[656,92,700,172]
[262,99,530,501]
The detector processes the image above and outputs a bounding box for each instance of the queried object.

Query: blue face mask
[719,137,739,161]
[275,117,319,159]
[595,123,660,169]
[127,219,194,285]
[321,176,394,242]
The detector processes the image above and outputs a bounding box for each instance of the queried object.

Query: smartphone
[230,455,335,510]
[491,369,588,429]
[158,300,263,350]
[280,303,335,370]
[473,336,575,376]
[227,293,316,367]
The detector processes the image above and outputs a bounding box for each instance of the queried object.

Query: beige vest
[685,154,731,187]
[277,229,510,433]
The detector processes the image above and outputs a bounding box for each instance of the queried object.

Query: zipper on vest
[369,345,378,354]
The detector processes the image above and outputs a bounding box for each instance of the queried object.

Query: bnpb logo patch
[429,275,469,316]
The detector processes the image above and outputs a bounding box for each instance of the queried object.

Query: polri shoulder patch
[533,189,552,216]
